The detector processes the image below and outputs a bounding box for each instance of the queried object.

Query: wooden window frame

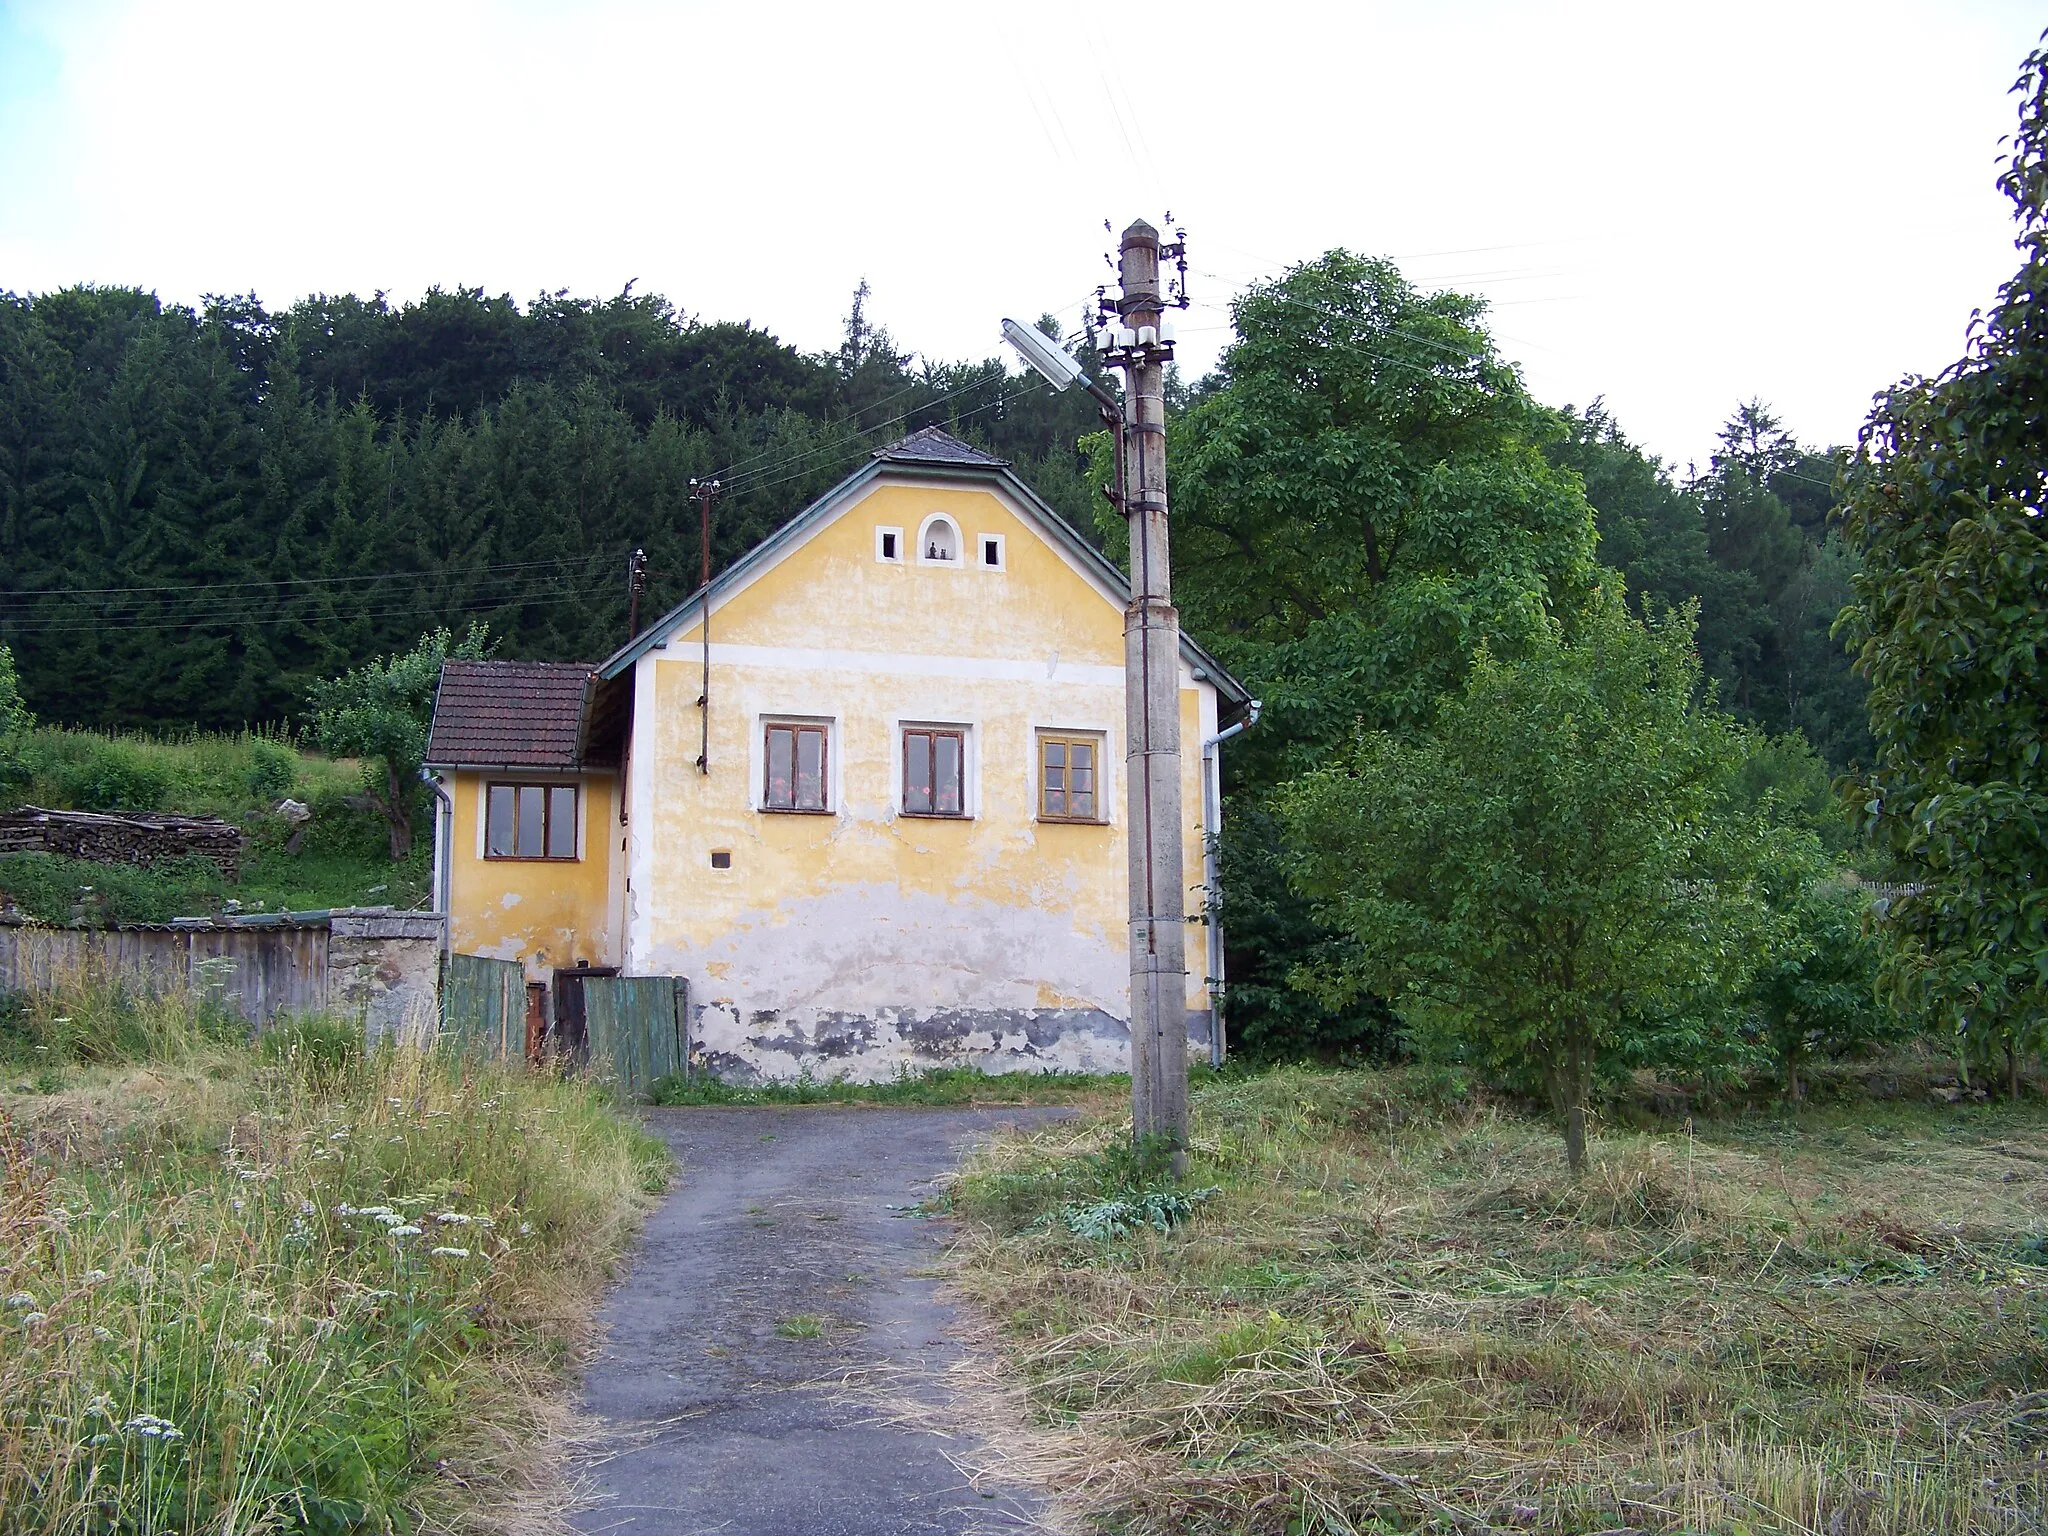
[483,780,581,861]
[1036,732,1107,824]
[761,721,832,815]
[900,726,970,820]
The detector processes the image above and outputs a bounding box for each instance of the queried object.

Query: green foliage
[307,624,490,860]
[0,644,29,738]
[1282,599,1796,1172]
[1164,252,1601,1060]
[0,981,670,1530]
[0,284,1110,734]
[1745,883,1890,1098]
[1837,37,2048,1097]
[0,853,227,927]
[1547,401,1872,769]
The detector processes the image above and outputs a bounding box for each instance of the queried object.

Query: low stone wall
[0,908,444,1033]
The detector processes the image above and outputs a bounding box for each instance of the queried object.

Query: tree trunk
[1787,1054,1802,1104]
[383,761,413,862]
[2008,1038,2022,1102]
[1553,1033,1591,1177]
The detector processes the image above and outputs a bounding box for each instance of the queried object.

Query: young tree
[1282,598,1785,1173]
[1746,884,1886,1102]
[307,624,490,860]
[1837,35,2048,1098]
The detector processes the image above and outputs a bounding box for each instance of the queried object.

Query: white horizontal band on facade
[678,643,1147,690]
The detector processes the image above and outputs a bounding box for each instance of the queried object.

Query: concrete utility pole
[1110,219,1188,1168]
[1001,219,1193,1167]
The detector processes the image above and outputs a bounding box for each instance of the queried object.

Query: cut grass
[948,1064,2048,1534]
[0,978,670,1531]
[649,1064,1124,1107]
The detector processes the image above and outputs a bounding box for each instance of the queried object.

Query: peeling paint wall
[446,771,617,981]
[626,474,1221,1082]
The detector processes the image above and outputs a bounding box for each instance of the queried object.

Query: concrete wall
[0,909,443,1035]
[625,472,1219,1083]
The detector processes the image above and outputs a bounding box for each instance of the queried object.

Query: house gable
[597,430,1250,712]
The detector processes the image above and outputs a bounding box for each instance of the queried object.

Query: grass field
[950,1065,2048,1534]
[0,977,668,1531]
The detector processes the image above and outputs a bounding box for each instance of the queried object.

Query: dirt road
[569,1105,1067,1536]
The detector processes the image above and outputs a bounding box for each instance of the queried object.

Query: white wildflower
[429,1246,470,1259]
[122,1414,183,1441]
[92,1327,115,1342]
[387,1224,422,1238]
[19,1312,45,1327]
[434,1212,473,1226]
[82,1270,109,1284]
[247,1349,271,1370]
[5,1292,35,1309]
[370,1212,404,1227]
[85,1395,115,1418]
[298,1200,316,1215]
[231,1199,244,1213]
[518,1222,533,1236]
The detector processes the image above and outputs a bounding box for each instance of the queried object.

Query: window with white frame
[1036,732,1105,823]
[875,525,902,563]
[762,721,830,813]
[901,725,968,817]
[977,532,1005,570]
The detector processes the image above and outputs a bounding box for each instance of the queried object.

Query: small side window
[876,526,902,563]
[978,534,1005,570]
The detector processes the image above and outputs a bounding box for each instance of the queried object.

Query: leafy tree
[307,624,491,860]
[1746,884,1886,1101]
[1837,34,2048,1099]
[0,644,28,739]
[1282,599,1785,1173]
[1159,252,1601,1058]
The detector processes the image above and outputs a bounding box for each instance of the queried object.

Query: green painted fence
[585,974,688,1098]
[441,952,523,1059]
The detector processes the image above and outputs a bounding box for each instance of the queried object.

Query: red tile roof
[425,660,594,770]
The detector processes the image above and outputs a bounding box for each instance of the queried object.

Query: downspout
[1199,699,1261,1068]
[423,769,454,955]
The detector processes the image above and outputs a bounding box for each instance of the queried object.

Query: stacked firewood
[0,806,245,880]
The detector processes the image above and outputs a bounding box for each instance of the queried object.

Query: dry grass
[947,1066,2048,1534]
[0,981,669,1534]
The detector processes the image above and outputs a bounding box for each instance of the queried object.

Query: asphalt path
[569,1105,1069,1536]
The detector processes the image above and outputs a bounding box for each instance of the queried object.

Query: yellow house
[425,427,1254,1081]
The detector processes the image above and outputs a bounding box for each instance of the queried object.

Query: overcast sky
[2,0,2040,472]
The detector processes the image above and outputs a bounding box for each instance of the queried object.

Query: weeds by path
[949,1065,2048,1534]
[0,978,669,1532]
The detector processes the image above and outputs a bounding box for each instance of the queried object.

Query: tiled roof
[425,660,593,769]
[871,425,1009,468]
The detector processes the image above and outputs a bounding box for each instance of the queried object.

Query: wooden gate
[441,953,523,1059]
[584,974,688,1098]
